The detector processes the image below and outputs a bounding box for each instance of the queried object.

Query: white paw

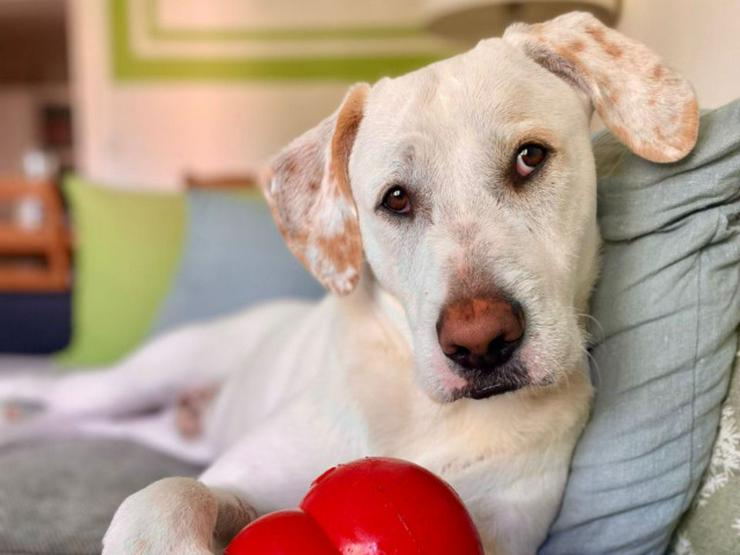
[103,478,219,555]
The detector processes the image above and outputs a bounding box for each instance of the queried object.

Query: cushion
[669,347,740,554]
[149,189,323,336]
[57,176,185,366]
[0,292,71,354]
[541,100,740,554]
[0,439,201,555]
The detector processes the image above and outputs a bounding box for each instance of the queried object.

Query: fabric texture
[669,347,740,555]
[149,189,323,335]
[542,100,740,554]
[0,439,201,555]
[57,176,185,366]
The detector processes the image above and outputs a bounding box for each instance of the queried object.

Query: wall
[0,90,35,174]
[69,0,740,191]
[69,0,451,190]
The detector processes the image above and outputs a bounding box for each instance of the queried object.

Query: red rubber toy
[226,457,483,555]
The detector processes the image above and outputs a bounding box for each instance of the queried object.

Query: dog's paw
[103,477,220,555]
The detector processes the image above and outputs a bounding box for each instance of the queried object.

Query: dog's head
[262,12,698,403]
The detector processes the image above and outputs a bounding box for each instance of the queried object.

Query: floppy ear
[261,83,369,295]
[504,12,698,163]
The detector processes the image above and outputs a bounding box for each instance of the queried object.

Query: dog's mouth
[466,381,524,400]
[451,358,531,401]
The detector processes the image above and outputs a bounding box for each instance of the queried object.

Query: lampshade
[422,0,619,41]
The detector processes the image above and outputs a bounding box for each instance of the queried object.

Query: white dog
[0,12,697,555]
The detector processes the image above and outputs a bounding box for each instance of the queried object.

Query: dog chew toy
[225,457,484,554]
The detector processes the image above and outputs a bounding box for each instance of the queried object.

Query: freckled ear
[261,83,369,295]
[504,12,699,163]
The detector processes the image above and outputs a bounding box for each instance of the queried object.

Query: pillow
[150,189,323,335]
[669,348,740,555]
[541,100,740,554]
[57,176,185,366]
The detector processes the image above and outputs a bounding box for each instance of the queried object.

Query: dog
[0,12,698,555]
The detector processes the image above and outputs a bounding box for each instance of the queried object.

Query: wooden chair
[0,177,71,292]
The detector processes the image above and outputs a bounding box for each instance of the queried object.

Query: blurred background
[0,0,738,355]
[1,0,738,188]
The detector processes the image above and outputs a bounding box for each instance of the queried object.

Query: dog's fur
[0,13,698,555]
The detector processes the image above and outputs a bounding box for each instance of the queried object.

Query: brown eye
[515,144,548,177]
[382,185,411,215]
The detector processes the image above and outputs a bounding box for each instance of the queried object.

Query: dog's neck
[356,264,413,345]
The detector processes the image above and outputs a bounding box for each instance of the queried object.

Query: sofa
[0,100,738,555]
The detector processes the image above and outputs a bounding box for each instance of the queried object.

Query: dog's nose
[437,297,524,373]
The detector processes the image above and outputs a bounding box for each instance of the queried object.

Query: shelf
[0,266,69,292]
[0,225,57,253]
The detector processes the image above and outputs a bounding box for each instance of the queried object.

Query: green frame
[111,0,452,81]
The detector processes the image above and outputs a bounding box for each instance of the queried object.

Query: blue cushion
[150,189,324,335]
[542,101,740,554]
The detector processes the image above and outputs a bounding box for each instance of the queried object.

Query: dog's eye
[515,144,548,178]
[381,186,411,215]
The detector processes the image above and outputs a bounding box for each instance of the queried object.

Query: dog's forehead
[357,38,583,160]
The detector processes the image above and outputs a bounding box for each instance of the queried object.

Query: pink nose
[436,297,524,373]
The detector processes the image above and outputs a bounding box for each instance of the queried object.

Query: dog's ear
[503,12,698,163]
[261,83,369,295]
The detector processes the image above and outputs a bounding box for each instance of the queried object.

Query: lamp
[422,0,620,41]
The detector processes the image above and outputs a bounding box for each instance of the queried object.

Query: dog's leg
[0,323,232,452]
[3,328,224,418]
[104,406,358,553]
[1,302,309,424]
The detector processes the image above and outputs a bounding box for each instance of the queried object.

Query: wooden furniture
[184,172,258,191]
[0,177,71,292]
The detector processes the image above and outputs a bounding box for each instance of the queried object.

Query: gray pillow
[151,189,324,335]
[542,100,740,554]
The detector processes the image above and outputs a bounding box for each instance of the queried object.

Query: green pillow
[57,176,185,366]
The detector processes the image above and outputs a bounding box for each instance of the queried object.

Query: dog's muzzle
[437,296,528,399]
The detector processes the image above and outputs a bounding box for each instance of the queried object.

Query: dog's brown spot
[652,64,665,80]
[330,85,366,196]
[566,39,586,54]
[314,222,362,276]
[586,24,623,58]
[677,97,700,153]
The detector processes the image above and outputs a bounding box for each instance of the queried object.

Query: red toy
[226,457,484,555]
